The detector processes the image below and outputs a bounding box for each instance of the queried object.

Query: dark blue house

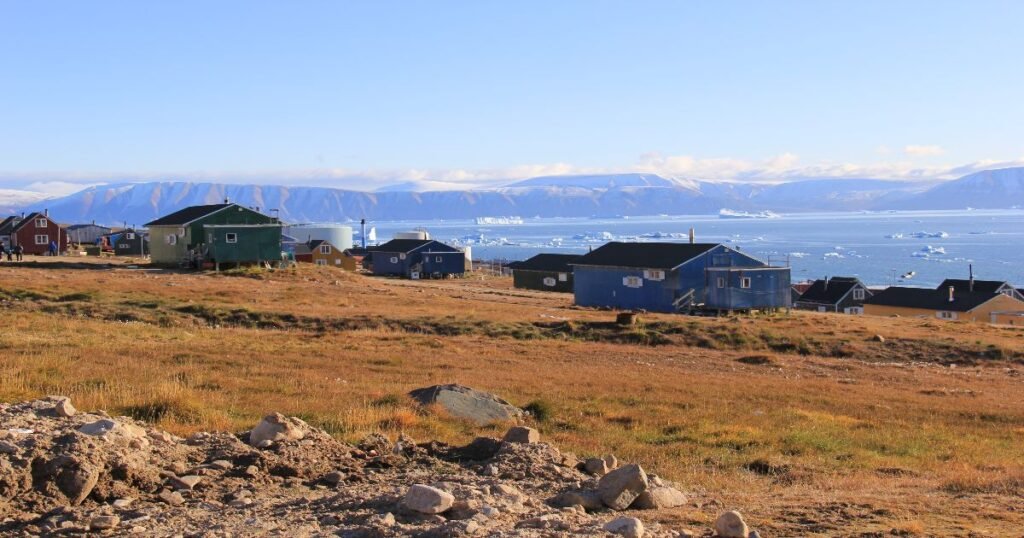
[572,242,791,313]
[370,239,466,279]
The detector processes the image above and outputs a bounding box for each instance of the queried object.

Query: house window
[558,272,568,282]
[623,276,643,288]
[852,288,865,301]
[225,233,238,244]
[740,277,752,289]
[712,254,730,266]
[937,311,957,320]
[35,218,48,228]
[543,277,556,287]
[166,234,177,245]
[35,234,49,245]
[717,277,726,288]
[315,259,326,266]
[320,245,332,254]
[390,256,399,264]
[334,258,341,265]
[435,256,443,263]
[399,253,407,260]
[126,233,135,240]
[644,269,665,281]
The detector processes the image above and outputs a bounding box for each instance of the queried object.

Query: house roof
[798,277,865,305]
[10,212,52,233]
[145,204,232,226]
[512,253,581,273]
[572,242,719,270]
[0,216,21,234]
[67,223,112,231]
[864,286,1007,312]
[936,279,1013,294]
[373,239,443,253]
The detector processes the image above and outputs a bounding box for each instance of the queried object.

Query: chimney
[361,218,367,249]
[224,197,229,204]
[969,264,974,292]
[823,276,829,292]
[948,286,955,303]
[688,227,695,244]
[44,209,49,217]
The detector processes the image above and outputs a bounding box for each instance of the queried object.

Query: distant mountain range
[11,167,1024,225]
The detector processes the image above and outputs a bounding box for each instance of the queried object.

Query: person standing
[49,240,57,256]
[15,244,24,261]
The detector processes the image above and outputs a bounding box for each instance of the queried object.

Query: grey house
[795,276,872,314]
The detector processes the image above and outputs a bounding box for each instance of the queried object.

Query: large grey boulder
[714,511,750,538]
[408,384,524,425]
[598,464,648,510]
[403,484,455,514]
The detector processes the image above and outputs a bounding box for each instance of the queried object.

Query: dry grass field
[1,257,1022,536]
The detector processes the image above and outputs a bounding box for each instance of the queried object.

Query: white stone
[404,484,455,514]
[249,413,306,447]
[603,516,644,538]
[714,511,749,538]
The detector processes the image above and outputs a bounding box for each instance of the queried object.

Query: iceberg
[718,209,781,219]
[475,216,524,225]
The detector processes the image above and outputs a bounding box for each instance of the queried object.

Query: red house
[11,212,68,255]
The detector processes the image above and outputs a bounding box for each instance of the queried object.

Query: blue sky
[2,1,1024,193]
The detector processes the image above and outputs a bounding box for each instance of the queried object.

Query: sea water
[363,209,1024,287]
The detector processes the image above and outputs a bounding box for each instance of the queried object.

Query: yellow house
[864,286,1024,322]
[295,240,347,268]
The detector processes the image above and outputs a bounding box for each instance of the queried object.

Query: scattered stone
[603,454,619,469]
[872,334,886,343]
[714,511,750,538]
[584,457,609,476]
[244,465,259,477]
[248,413,307,447]
[748,531,761,538]
[89,515,120,531]
[54,397,77,418]
[53,460,100,505]
[322,470,345,485]
[598,464,649,510]
[404,484,455,514]
[168,475,201,491]
[78,419,119,436]
[502,426,540,444]
[112,498,134,509]
[550,490,603,511]
[157,490,184,506]
[408,384,524,425]
[604,516,645,538]
[209,460,233,471]
[631,486,686,509]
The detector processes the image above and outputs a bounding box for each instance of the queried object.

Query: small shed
[112,229,149,257]
[510,253,580,293]
[67,223,112,245]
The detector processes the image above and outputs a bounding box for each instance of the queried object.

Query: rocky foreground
[0,397,758,537]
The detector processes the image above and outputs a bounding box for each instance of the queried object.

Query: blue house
[370,239,466,279]
[572,242,791,313]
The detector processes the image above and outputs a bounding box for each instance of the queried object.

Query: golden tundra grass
[1,258,1022,535]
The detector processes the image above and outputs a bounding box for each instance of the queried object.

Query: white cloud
[903,144,944,157]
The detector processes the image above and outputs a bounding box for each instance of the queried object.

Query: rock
[323,471,345,485]
[603,454,619,469]
[584,457,609,476]
[550,490,603,511]
[404,484,455,514]
[482,464,499,476]
[456,437,503,460]
[714,511,749,538]
[598,464,649,510]
[112,498,133,509]
[52,460,99,505]
[248,413,306,447]
[209,460,233,471]
[748,532,761,538]
[168,475,201,491]
[631,486,686,509]
[604,516,645,538]
[408,384,524,425]
[54,397,76,418]
[79,419,119,436]
[873,334,886,343]
[89,515,120,531]
[157,490,184,506]
[369,512,396,527]
[243,465,259,477]
[502,426,539,444]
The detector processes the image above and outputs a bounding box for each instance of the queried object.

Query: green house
[145,203,282,267]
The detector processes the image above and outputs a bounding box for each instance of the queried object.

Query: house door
[844,306,863,315]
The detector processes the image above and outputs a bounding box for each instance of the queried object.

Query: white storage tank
[394,230,431,240]
[286,224,354,250]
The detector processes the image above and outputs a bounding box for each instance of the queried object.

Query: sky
[2,1,1024,195]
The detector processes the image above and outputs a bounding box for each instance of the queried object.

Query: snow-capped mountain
[11,168,1024,225]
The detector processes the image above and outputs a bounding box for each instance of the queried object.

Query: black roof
[373,239,461,253]
[146,204,232,226]
[573,242,719,270]
[798,277,865,305]
[0,216,21,234]
[936,279,1012,294]
[864,286,1006,312]
[512,253,581,273]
